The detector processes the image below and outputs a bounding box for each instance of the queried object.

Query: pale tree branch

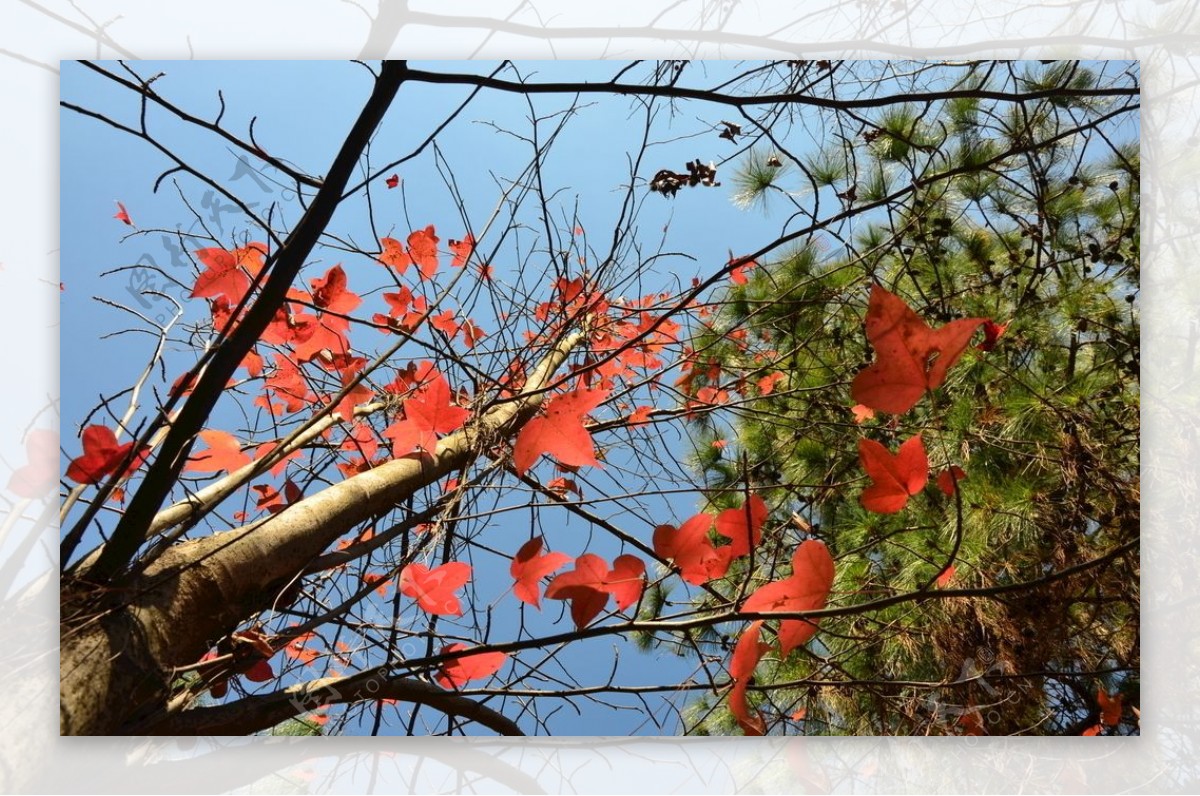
[138,671,523,736]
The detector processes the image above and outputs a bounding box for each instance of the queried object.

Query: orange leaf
[512,387,608,475]
[399,561,471,617]
[728,257,757,286]
[283,632,319,666]
[459,319,487,349]
[850,285,987,414]
[449,233,475,268]
[545,553,645,629]
[510,538,571,608]
[653,514,733,586]
[65,425,148,485]
[728,620,769,735]
[850,404,876,424]
[757,371,786,396]
[378,236,412,274]
[627,405,653,426]
[383,371,470,457]
[958,709,986,736]
[310,264,361,317]
[113,201,133,226]
[363,572,393,598]
[977,320,1008,352]
[430,309,459,339]
[935,564,956,588]
[1097,688,1123,726]
[191,245,265,303]
[435,643,508,689]
[185,429,252,474]
[859,434,928,514]
[936,465,967,496]
[741,540,835,656]
[407,225,440,280]
[714,494,768,558]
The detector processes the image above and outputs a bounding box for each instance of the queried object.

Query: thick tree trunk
[60,332,583,735]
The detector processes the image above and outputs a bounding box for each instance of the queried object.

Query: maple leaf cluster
[726,538,836,735]
[849,285,1002,516]
[653,494,768,586]
[652,492,837,736]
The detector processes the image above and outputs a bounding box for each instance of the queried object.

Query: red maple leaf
[1097,688,1123,726]
[310,265,362,318]
[627,406,653,426]
[250,479,304,515]
[859,434,928,514]
[850,403,876,424]
[191,244,267,303]
[936,465,967,496]
[380,287,414,319]
[289,314,351,364]
[198,630,276,698]
[728,256,757,286]
[8,429,58,499]
[957,709,986,736]
[714,494,768,558]
[653,514,733,586]
[339,422,380,462]
[383,371,470,457]
[459,319,487,349]
[977,320,1008,352]
[434,643,508,689]
[545,477,581,499]
[399,561,471,617]
[850,285,987,415]
[113,201,133,226]
[430,310,460,339]
[728,619,769,736]
[407,225,440,280]
[385,173,399,189]
[243,658,275,683]
[185,429,252,474]
[363,572,393,598]
[510,537,571,608]
[255,354,313,417]
[282,631,320,666]
[545,553,645,628]
[757,371,786,396]
[378,236,412,274]
[65,425,147,485]
[741,540,836,656]
[251,483,282,511]
[512,387,609,475]
[449,233,475,267]
[240,348,264,378]
[606,554,648,611]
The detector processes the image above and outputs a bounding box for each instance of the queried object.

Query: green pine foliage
[672,62,1139,736]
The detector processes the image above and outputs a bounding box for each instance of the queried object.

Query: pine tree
[671,61,1139,736]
